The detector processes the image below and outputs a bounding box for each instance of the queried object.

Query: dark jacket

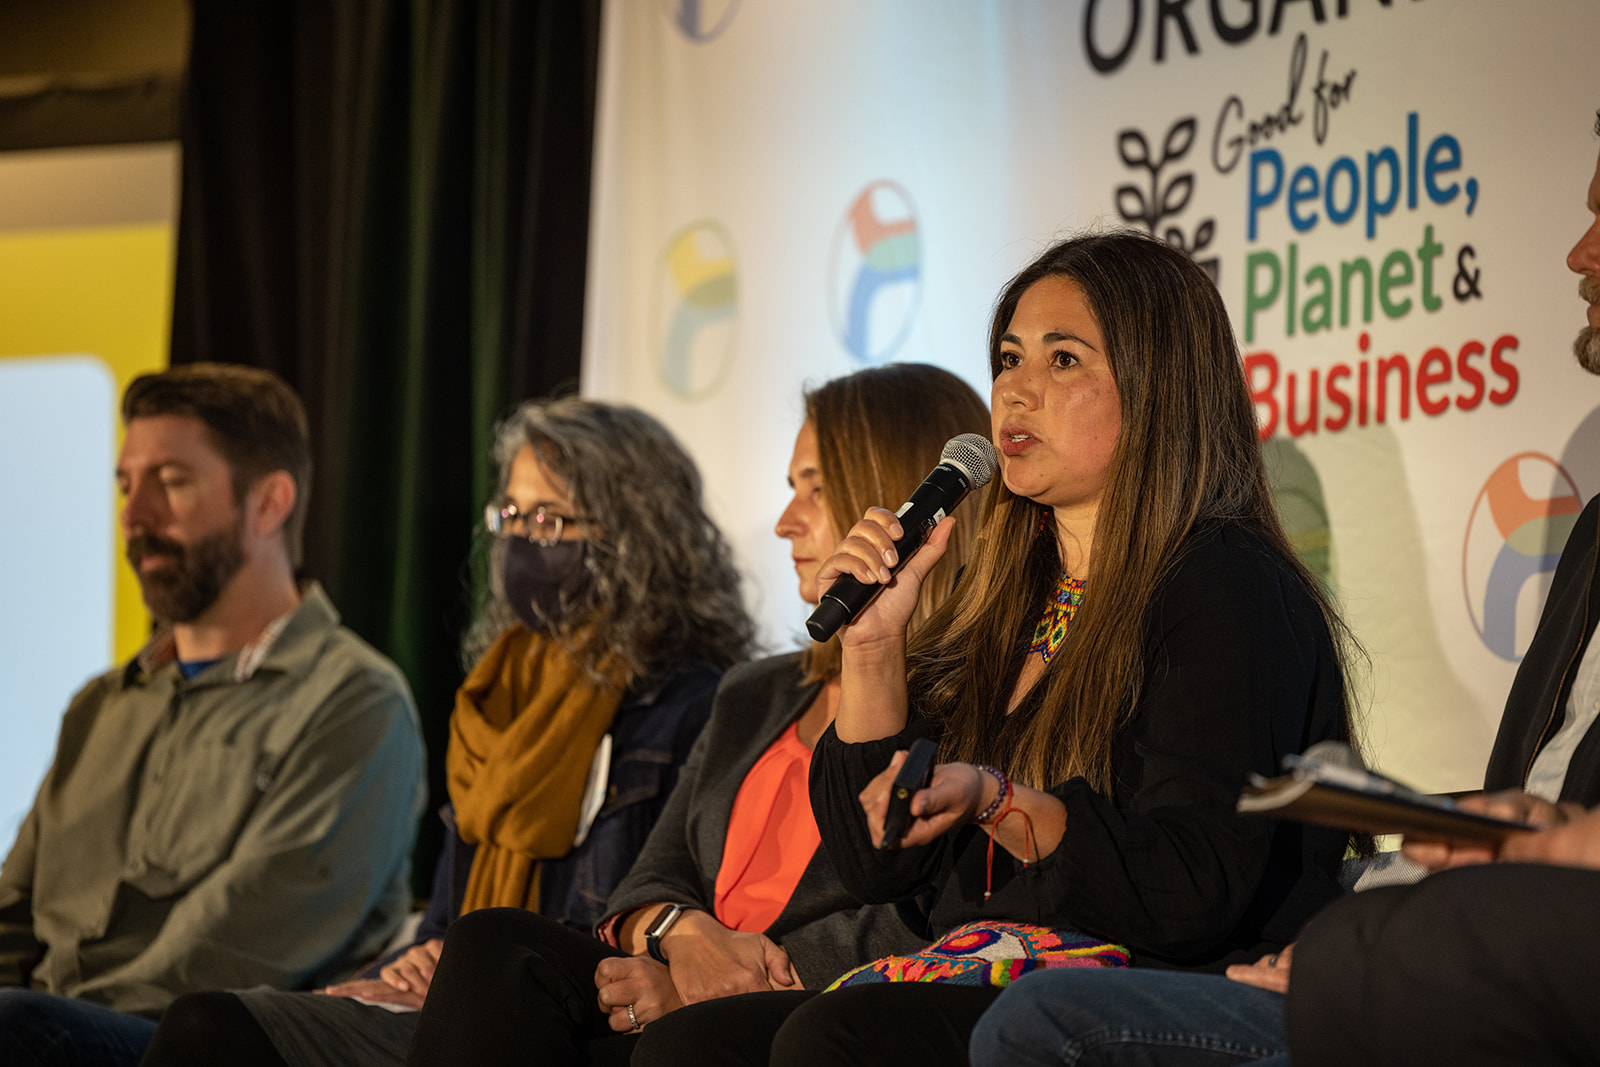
[362,663,719,977]
[812,523,1350,973]
[1485,494,1600,804]
[602,654,926,989]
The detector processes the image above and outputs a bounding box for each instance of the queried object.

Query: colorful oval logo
[827,181,922,365]
[1264,438,1334,588]
[1462,453,1584,661]
[658,0,740,42]
[652,221,739,401]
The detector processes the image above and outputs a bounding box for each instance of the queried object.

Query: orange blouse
[712,721,821,933]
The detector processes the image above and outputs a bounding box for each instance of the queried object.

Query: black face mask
[500,538,588,632]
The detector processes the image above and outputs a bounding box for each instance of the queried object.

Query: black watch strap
[644,902,691,964]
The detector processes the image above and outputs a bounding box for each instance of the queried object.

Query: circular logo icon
[827,180,922,365]
[658,0,740,42]
[1462,453,1584,661]
[1264,438,1334,588]
[651,221,739,401]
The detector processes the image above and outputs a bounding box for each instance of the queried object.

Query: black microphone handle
[805,464,973,642]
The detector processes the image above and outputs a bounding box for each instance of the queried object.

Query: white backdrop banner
[583,0,1600,790]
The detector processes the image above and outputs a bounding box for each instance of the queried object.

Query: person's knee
[143,992,245,1066]
[158,991,238,1030]
[436,906,557,973]
[437,906,519,956]
[0,991,62,1067]
[0,988,76,1035]
[635,992,811,1067]
[0,990,157,1066]
[770,987,897,1067]
[970,980,1062,1067]
[977,969,1291,1067]
[968,996,1015,1067]
[0,987,45,1021]
[969,972,1126,1067]
[1291,879,1461,1063]
[633,1006,717,1067]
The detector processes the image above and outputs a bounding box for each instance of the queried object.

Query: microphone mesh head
[941,433,999,488]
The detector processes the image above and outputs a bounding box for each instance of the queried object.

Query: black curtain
[171,0,601,888]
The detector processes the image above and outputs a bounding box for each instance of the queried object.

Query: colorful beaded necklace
[1026,572,1087,663]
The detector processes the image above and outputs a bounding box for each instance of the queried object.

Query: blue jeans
[969,969,1289,1067]
[0,989,157,1067]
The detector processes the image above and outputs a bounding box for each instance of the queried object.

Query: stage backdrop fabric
[172,0,600,890]
[583,0,1600,792]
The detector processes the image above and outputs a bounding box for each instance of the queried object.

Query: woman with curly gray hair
[464,396,753,682]
[142,397,752,1067]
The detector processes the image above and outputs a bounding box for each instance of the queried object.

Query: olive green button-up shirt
[0,583,426,1015]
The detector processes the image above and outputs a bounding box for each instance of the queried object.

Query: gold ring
[627,1003,638,1029]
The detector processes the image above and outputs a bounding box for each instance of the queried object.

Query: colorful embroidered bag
[825,920,1129,990]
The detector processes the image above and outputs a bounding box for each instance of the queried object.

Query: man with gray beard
[0,364,426,1067]
[968,110,1600,1067]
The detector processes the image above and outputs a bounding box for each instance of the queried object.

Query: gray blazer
[601,653,925,988]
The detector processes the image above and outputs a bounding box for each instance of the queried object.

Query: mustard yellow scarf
[447,625,627,913]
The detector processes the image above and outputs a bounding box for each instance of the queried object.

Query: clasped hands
[590,751,994,1038]
[594,911,801,1033]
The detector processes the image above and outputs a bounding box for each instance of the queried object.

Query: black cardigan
[811,522,1349,972]
[1485,494,1600,804]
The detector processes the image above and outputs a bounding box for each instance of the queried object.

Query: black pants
[1289,863,1600,1066]
[633,984,1002,1067]
[405,908,637,1067]
[140,992,285,1067]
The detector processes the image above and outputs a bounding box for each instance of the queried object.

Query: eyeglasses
[483,502,590,547]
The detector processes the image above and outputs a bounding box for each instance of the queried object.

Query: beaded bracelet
[974,765,1011,825]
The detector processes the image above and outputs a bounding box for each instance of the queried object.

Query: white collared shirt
[1525,623,1600,802]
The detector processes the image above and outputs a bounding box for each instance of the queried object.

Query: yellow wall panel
[0,223,173,661]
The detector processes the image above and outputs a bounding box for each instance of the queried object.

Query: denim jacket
[364,662,720,974]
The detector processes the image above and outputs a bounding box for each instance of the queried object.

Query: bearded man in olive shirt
[0,364,426,1067]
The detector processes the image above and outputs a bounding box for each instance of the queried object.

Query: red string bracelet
[982,780,1036,901]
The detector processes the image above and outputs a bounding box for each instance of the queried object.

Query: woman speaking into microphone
[634,230,1366,1067]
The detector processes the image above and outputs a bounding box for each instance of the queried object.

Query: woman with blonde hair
[634,231,1363,1067]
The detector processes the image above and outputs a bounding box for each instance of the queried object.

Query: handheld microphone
[805,433,998,642]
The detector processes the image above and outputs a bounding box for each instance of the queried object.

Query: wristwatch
[644,902,692,964]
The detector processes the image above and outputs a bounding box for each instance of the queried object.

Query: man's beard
[1575,275,1600,375]
[126,519,246,624]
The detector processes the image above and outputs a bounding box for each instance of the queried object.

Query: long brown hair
[799,363,990,683]
[908,231,1361,792]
